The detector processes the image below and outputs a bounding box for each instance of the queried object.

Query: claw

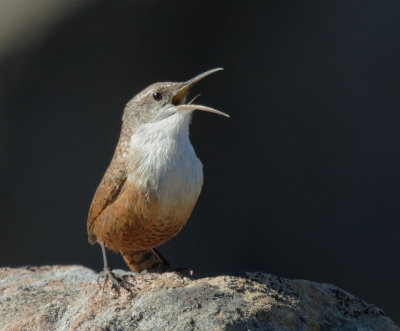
[98,242,134,297]
[98,266,132,296]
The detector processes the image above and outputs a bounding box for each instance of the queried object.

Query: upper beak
[172,68,230,118]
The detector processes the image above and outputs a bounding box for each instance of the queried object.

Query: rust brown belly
[91,183,196,253]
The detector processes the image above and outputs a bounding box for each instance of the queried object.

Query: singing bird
[87,68,229,290]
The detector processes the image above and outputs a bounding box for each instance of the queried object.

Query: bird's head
[123,68,229,128]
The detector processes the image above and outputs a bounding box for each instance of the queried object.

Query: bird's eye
[153,92,162,101]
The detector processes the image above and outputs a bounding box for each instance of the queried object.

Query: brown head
[121,68,229,134]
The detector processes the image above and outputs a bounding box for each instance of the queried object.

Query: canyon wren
[87,68,229,290]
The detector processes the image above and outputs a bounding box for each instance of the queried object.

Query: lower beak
[176,104,230,117]
[173,68,230,118]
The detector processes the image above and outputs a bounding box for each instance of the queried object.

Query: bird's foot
[98,266,133,296]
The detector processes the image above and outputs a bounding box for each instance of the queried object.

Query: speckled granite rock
[0,265,397,331]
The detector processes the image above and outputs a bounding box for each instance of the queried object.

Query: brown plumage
[87,145,197,272]
[86,68,229,290]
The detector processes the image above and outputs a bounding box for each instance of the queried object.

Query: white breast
[126,112,203,218]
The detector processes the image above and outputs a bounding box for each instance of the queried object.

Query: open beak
[172,68,230,118]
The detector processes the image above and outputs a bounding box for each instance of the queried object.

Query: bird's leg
[152,248,171,270]
[152,248,194,276]
[98,242,131,294]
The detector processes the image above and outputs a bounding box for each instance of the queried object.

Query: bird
[86,68,229,291]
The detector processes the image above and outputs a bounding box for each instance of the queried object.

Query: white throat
[126,112,203,216]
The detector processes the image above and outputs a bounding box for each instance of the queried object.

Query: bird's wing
[87,153,127,243]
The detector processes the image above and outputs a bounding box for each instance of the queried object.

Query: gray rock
[0,265,398,330]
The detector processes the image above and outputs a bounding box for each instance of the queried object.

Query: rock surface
[0,265,398,331]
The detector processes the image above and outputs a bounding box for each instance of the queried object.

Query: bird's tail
[121,249,170,273]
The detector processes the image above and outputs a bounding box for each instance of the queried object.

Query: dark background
[1,0,399,323]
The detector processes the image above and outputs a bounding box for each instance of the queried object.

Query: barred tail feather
[121,249,170,272]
